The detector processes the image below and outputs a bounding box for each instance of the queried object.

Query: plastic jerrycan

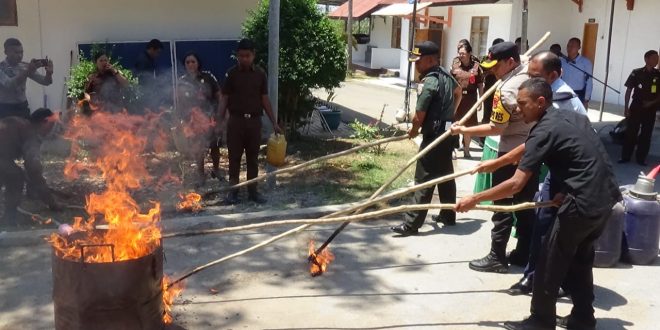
[266,133,287,166]
[594,201,625,267]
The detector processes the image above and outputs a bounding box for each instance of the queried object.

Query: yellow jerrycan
[266,133,287,166]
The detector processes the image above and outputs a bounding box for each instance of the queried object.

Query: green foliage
[243,0,347,134]
[66,49,139,103]
[349,119,381,141]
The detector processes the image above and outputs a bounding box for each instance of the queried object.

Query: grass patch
[286,136,417,205]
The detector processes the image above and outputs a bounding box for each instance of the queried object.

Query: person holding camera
[84,52,130,113]
[0,38,53,119]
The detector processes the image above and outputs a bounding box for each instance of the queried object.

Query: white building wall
[520,0,660,106]
[0,0,257,111]
[370,16,393,48]
[429,4,513,69]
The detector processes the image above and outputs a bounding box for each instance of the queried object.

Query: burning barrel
[51,230,165,330]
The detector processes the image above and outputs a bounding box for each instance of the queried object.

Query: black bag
[609,118,627,144]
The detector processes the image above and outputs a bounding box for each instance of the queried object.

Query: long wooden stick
[315,31,553,254]
[203,135,407,196]
[164,201,554,239]
[166,33,552,288]
[166,200,554,287]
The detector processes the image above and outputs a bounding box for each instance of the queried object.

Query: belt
[232,113,260,119]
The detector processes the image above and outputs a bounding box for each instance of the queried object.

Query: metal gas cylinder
[622,167,660,265]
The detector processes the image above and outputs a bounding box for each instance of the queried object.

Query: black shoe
[636,160,648,166]
[507,249,529,267]
[431,215,456,226]
[390,223,418,236]
[507,276,533,296]
[504,315,555,330]
[556,315,596,330]
[224,191,239,204]
[468,253,509,273]
[617,158,630,164]
[210,169,225,181]
[248,192,267,204]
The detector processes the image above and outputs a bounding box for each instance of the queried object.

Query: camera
[33,58,49,67]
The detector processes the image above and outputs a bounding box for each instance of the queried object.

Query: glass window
[470,16,489,57]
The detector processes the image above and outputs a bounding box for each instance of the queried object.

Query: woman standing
[176,52,222,184]
[84,52,129,113]
[451,43,484,158]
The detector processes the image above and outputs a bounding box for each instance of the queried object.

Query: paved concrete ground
[1,79,659,329]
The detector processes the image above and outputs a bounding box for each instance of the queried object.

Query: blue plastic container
[594,202,625,268]
[623,193,660,265]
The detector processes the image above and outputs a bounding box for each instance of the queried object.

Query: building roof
[329,0,499,19]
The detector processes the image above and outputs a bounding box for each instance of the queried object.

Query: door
[582,22,598,65]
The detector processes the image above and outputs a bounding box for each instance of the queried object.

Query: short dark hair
[147,39,163,50]
[3,38,21,50]
[568,37,581,46]
[549,44,562,56]
[532,51,562,76]
[644,50,658,59]
[492,38,504,46]
[30,108,54,124]
[519,77,553,103]
[182,51,202,68]
[237,38,256,51]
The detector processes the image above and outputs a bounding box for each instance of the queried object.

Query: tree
[243,0,347,135]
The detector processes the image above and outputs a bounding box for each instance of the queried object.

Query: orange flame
[308,240,335,277]
[176,192,202,213]
[162,276,184,324]
[182,107,214,138]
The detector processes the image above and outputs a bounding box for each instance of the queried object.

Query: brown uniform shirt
[221,65,268,116]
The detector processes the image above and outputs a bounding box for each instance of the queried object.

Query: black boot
[468,252,508,273]
[248,191,267,204]
[507,275,533,296]
[504,315,555,330]
[556,314,596,330]
[390,223,418,236]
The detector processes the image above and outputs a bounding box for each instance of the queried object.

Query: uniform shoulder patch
[490,90,511,124]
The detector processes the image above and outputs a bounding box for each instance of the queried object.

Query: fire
[308,240,335,277]
[176,192,202,213]
[182,107,214,138]
[162,276,185,324]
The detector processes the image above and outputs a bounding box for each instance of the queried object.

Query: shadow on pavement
[264,320,505,329]
[594,284,628,311]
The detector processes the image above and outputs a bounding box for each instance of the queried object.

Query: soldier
[0,38,53,119]
[620,50,660,166]
[219,39,282,204]
[390,41,462,235]
[451,42,536,272]
[0,108,61,226]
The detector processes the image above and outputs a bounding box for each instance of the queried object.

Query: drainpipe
[403,0,419,121]
[347,0,353,73]
[267,0,280,187]
[598,0,615,122]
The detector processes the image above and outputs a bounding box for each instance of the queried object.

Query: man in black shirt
[456,78,621,330]
[620,50,660,166]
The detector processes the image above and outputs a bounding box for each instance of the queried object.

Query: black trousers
[0,101,30,119]
[489,155,537,260]
[404,134,456,229]
[0,159,24,223]
[621,102,656,163]
[227,115,262,193]
[531,196,610,323]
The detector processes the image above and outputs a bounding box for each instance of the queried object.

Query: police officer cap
[409,41,440,62]
[481,41,519,69]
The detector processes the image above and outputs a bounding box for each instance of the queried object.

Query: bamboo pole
[314,31,552,254]
[203,135,407,196]
[164,201,554,239]
[165,33,552,288]
[166,200,554,287]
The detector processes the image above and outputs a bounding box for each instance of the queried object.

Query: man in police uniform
[219,39,282,204]
[456,78,621,330]
[451,42,536,272]
[390,41,462,235]
[620,50,660,166]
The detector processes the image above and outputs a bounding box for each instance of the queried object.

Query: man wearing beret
[390,41,462,235]
[451,42,536,273]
